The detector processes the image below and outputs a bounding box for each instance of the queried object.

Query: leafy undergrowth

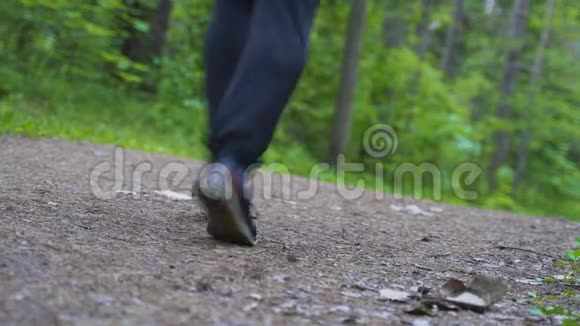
[0,72,209,159]
[521,238,580,325]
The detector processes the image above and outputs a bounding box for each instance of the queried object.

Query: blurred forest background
[0,0,578,220]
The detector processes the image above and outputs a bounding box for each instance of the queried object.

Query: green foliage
[0,0,579,220]
[529,304,580,324]
[0,71,208,159]
[522,239,580,324]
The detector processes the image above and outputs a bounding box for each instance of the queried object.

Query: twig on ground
[432,252,452,258]
[413,263,433,271]
[264,237,285,246]
[38,242,62,252]
[495,245,558,259]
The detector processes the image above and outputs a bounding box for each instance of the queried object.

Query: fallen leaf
[554,275,566,281]
[389,204,404,212]
[416,299,460,311]
[440,279,468,298]
[428,206,444,213]
[407,275,508,315]
[249,293,262,301]
[329,305,351,314]
[440,275,508,312]
[389,204,434,216]
[379,288,411,302]
[243,302,259,312]
[445,291,487,308]
[405,205,434,217]
[467,275,508,305]
[154,190,192,201]
[515,278,542,285]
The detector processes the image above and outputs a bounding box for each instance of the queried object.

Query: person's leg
[204,0,253,150]
[195,0,319,246]
[211,0,320,168]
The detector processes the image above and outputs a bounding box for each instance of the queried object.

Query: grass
[1,70,579,221]
[520,238,580,325]
[0,70,209,159]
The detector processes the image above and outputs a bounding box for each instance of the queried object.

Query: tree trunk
[484,0,496,15]
[329,0,368,164]
[122,0,173,63]
[512,0,556,196]
[382,0,411,48]
[406,0,434,131]
[440,0,465,75]
[486,0,529,193]
[416,0,434,61]
[120,0,173,92]
[411,0,434,93]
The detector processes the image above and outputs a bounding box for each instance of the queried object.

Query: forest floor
[1,135,578,325]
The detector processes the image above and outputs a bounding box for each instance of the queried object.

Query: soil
[0,135,578,325]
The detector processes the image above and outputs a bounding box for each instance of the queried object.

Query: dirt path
[0,136,577,325]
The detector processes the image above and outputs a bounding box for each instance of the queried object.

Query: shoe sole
[195,182,256,246]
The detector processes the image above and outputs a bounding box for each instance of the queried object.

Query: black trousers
[204,0,319,168]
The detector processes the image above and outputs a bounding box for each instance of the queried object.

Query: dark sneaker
[193,160,257,246]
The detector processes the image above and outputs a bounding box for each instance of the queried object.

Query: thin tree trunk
[411,0,434,93]
[486,0,529,193]
[122,0,173,63]
[120,0,173,92]
[485,0,496,15]
[406,0,434,131]
[382,0,411,48]
[440,0,465,75]
[329,0,368,164]
[416,0,434,61]
[512,0,556,196]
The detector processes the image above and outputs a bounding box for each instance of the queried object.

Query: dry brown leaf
[405,275,508,315]
[440,275,508,312]
[467,275,508,305]
[439,278,468,298]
